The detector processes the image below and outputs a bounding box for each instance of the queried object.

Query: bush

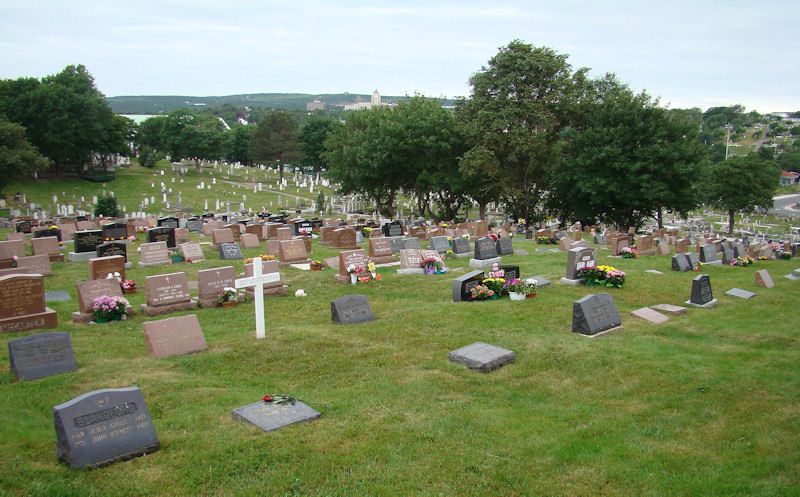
[93,192,121,217]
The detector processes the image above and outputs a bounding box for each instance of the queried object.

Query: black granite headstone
[15,219,33,233]
[101,221,128,241]
[499,265,520,281]
[157,216,179,229]
[572,293,622,336]
[219,242,243,260]
[495,237,514,256]
[452,237,470,254]
[34,227,62,242]
[690,274,714,305]
[474,237,498,260]
[146,227,176,248]
[9,332,77,381]
[96,241,128,262]
[74,230,104,253]
[429,236,450,254]
[452,270,485,302]
[186,219,203,233]
[331,295,375,325]
[53,386,159,469]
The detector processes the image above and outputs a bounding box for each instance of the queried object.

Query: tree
[547,75,705,231]
[225,124,255,166]
[0,116,49,197]
[456,40,589,223]
[161,110,225,172]
[93,192,121,218]
[457,146,502,220]
[250,110,301,182]
[299,117,340,174]
[700,154,779,234]
[135,115,167,154]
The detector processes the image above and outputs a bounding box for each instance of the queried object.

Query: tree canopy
[161,109,225,171]
[250,110,302,182]
[298,116,340,174]
[0,116,49,196]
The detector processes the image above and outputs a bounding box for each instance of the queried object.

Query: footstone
[331,295,374,325]
[649,304,687,316]
[754,269,774,289]
[45,290,72,303]
[448,342,515,373]
[232,400,321,433]
[142,314,207,359]
[54,386,159,469]
[645,270,664,275]
[725,288,756,299]
[8,331,77,380]
[572,293,622,337]
[784,273,799,280]
[516,249,529,256]
[630,307,669,323]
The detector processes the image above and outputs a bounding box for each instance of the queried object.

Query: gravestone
[335,249,370,283]
[630,307,669,323]
[675,238,689,254]
[242,259,287,296]
[496,237,514,256]
[331,294,375,325]
[32,236,65,263]
[88,255,125,281]
[725,288,756,299]
[754,269,774,289]
[649,304,687,316]
[397,249,424,275]
[733,241,747,258]
[73,278,132,324]
[265,239,281,258]
[157,216,179,229]
[138,241,170,267]
[686,252,700,269]
[473,220,489,237]
[232,400,321,433]
[173,227,190,245]
[383,221,403,237]
[186,218,203,233]
[452,270,485,302]
[471,237,501,268]
[245,223,267,241]
[0,239,25,269]
[331,227,358,249]
[562,247,597,283]
[53,386,159,469]
[699,244,720,264]
[8,331,77,380]
[142,314,208,359]
[0,274,58,333]
[15,219,32,233]
[499,265,520,281]
[275,227,291,241]
[572,293,622,337]
[146,227,176,248]
[657,241,670,256]
[449,342,515,373]
[368,237,395,263]
[235,256,283,339]
[687,274,717,308]
[593,234,607,245]
[179,242,205,263]
[240,233,260,249]
[96,241,128,264]
[402,237,422,251]
[212,228,235,246]
[219,242,243,260]
[101,221,128,242]
[3,254,53,277]
[278,239,309,265]
[141,272,198,317]
[387,236,405,254]
[610,237,629,256]
[70,230,104,261]
[452,236,471,257]
[429,236,450,254]
[197,266,236,307]
[558,237,572,252]
[671,254,692,272]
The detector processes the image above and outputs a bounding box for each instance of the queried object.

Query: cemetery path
[771,193,800,218]
[220,180,314,201]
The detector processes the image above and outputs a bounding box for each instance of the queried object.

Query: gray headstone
[495,237,513,256]
[402,237,422,251]
[54,386,159,469]
[689,274,715,306]
[725,288,756,299]
[473,237,498,260]
[452,237,471,254]
[9,331,77,380]
[387,236,405,254]
[565,246,597,280]
[219,242,243,260]
[448,342,515,373]
[331,295,374,325]
[572,293,622,336]
[429,236,450,254]
[699,244,718,263]
[232,400,321,433]
[671,254,691,272]
[686,252,700,268]
[452,270,485,302]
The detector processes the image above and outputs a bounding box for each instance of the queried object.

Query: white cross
[234,257,280,339]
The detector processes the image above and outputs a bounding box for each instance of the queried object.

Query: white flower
[294,289,307,297]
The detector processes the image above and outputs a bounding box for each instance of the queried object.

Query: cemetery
[1,164,799,495]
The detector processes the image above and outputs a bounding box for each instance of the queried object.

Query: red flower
[262,395,273,402]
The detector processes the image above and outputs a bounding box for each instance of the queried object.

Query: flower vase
[123,288,136,295]
[350,273,357,285]
[509,292,526,301]
[221,301,237,308]
[371,271,376,278]
[526,292,537,299]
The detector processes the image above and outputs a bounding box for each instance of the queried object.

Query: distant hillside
[106,93,455,114]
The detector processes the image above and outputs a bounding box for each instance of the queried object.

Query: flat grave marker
[142,314,208,359]
[331,294,375,325]
[232,400,321,433]
[8,331,77,380]
[572,293,622,337]
[448,342,515,373]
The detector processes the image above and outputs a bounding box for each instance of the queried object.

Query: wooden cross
[234,257,280,339]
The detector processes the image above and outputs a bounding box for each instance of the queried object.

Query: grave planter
[310,266,323,271]
[526,292,537,299]
[220,301,238,308]
[122,288,136,295]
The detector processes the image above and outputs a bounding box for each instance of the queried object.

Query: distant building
[306,100,326,112]
[343,90,388,111]
[780,170,799,187]
[371,90,381,107]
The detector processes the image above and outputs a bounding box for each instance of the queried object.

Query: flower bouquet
[420,257,444,275]
[346,264,365,284]
[470,284,496,301]
[310,260,324,270]
[730,256,754,266]
[367,261,377,278]
[244,254,276,264]
[106,272,122,283]
[92,295,129,323]
[219,287,239,307]
[482,277,506,295]
[620,246,639,259]
[579,265,626,288]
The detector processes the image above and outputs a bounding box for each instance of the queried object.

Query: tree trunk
[279,163,285,184]
[657,209,663,229]
[728,209,735,235]
[478,201,487,221]
[195,158,201,172]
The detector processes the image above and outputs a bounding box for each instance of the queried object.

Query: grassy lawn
[0,227,799,496]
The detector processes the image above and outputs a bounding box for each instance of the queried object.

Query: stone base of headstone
[630,308,669,323]
[232,400,321,433]
[369,255,396,264]
[649,304,687,316]
[279,258,310,267]
[452,252,472,258]
[332,244,359,250]
[396,268,425,275]
[68,252,96,262]
[638,249,656,256]
[47,254,66,263]
[243,285,288,297]
[448,342,515,373]
[0,308,58,333]
[560,277,582,286]
[685,298,717,308]
[124,262,132,269]
[72,305,134,324]
[469,257,501,269]
[703,260,722,265]
[140,299,198,317]
[577,325,623,338]
[137,260,170,268]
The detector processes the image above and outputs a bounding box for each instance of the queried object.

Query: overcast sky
[1,1,798,113]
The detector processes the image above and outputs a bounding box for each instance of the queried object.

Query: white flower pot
[350,273,357,285]
[509,292,526,301]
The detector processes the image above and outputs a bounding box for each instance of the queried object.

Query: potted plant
[91,295,129,323]
[505,279,534,301]
[168,249,184,263]
[310,260,324,271]
[219,287,239,308]
[620,246,639,259]
[469,284,496,301]
[121,279,137,295]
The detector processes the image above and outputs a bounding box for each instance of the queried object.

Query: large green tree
[225,124,255,166]
[135,115,167,155]
[298,116,340,174]
[250,110,302,182]
[161,109,225,172]
[0,116,49,196]
[456,40,589,223]
[547,75,705,230]
[700,154,779,234]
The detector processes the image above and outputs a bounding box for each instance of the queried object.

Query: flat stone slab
[469,257,502,269]
[397,268,425,275]
[9,331,77,380]
[232,400,321,433]
[784,273,800,280]
[448,342,515,373]
[649,304,687,316]
[526,275,551,288]
[67,252,95,262]
[645,270,664,275]
[535,248,557,253]
[630,307,669,323]
[515,249,529,256]
[45,290,72,302]
[290,263,312,270]
[725,288,756,299]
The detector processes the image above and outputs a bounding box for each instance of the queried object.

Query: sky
[1,1,798,113]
